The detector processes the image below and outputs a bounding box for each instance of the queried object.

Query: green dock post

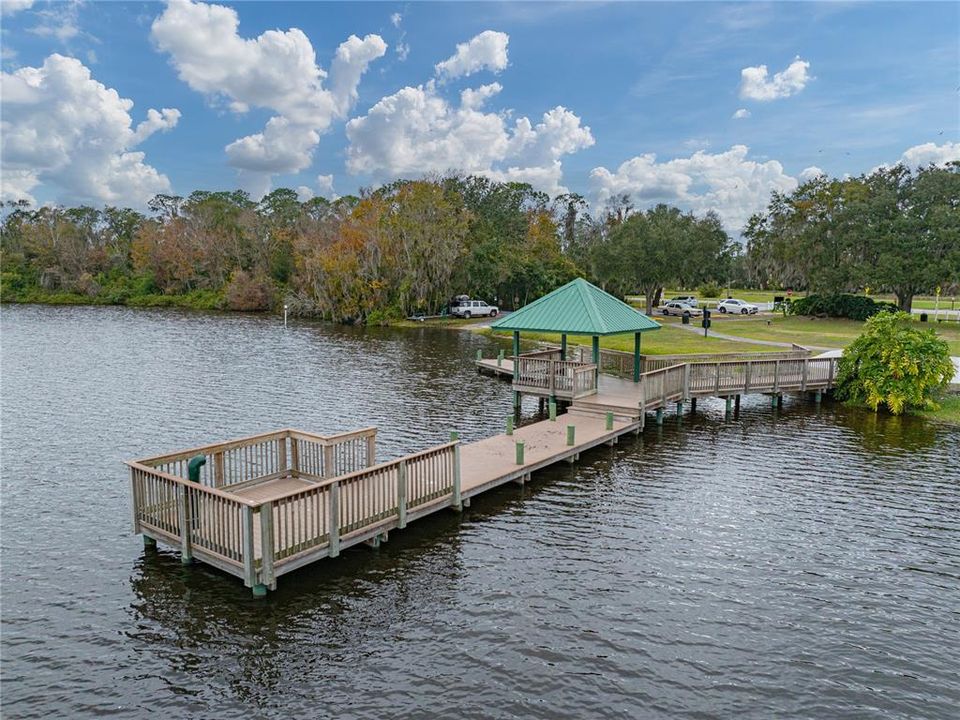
[725,396,732,414]
[143,535,156,548]
[676,401,683,416]
[633,332,642,382]
[656,408,664,425]
[506,416,514,435]
[450,430,459,441]
[476,349,482,361]
[451,441,462,511]
[735,394,741,413]
[549,398,557,421]
[397,460,408,528]
[513,390,521,409]
[815,390,822,404]
[567,425,575,446]
[497,349,504,367]
[771,394,778,407]
[778,394,784,408]
[605,411,614,431]
[252,583,268,598]
[515,440,525,465]
[690,397,697,412]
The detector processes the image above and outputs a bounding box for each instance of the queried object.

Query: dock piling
[605,411,614,431]
[549,399,557,421]
[656,408,664,425]
[143,535,156,548]
[515,440,525,465]
[506,416,514,436]
[567,425,576,446]
[497,349,504,367]
[725,396,732,415]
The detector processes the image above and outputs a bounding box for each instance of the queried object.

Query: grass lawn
[915,395,960,425]
[489,324,781,355]
[714,315,960,353]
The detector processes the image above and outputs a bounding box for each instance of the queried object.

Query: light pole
[284,304,288,329]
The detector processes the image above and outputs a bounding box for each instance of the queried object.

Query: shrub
[697,282,722,298]
[788,293,897,321]
[836,311,954,414]
[225,270,274,311]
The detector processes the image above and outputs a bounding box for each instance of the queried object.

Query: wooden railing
[128,462,255,578]
[130,434,460,590]
[136,427,376,489]
[641,348,809,373]
[514,355,598,399]
[255,441,460,586]
[637,364,687,409]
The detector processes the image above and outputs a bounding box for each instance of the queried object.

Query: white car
[452,299,499,318]
[717,298,759,315]
[668,295,698,307]
[661,301,702,317]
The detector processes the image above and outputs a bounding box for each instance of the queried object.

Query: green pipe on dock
[449,430,459,441]
[188,454,206,483]
[605,411,613,431]
[506,416,514,435]
[476,349,482,361]
[515,440,525,465]
[497,349,504,367]
[566,425,575,446]
[656,408,663,425]
[549,399,557,421]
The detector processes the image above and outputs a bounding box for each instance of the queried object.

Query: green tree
[836,311,954,414]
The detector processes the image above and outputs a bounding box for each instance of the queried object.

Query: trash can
[682,314,690,325]
[920,313,928,322]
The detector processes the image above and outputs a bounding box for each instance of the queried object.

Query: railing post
[744,362,752,393]
[828,359,835,388]
[714,361,721,394]
[549,398,557,421]
[451,442,462,511]
[506,416,514,435]
[259,501,275,589]
[549,360,556,397]
[178,486,193,565]
[366,433,376,468]
[774,359,781,393]
[130,469,141,535]
[242,505,256,588]
[801,360,808,391]
[328,482,341,558]
[683,363,691,401]
[289,438,299,478]
[497,349,504,367]
[323,444,335,479]
[397,460,407,529]
[277,438,287,476]
[213,451,225,486]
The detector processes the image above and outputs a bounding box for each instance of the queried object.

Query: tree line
[2,164,957,322]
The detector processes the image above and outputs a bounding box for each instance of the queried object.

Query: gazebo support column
[633,332,641,382]
[561,334,567,360]
[513,331,521,409]
[592,335,600,384]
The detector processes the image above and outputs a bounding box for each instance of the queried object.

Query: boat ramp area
[126,280,838,596]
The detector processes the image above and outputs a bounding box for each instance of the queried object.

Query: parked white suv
[717,298,759,315]
[661,301,702,317]
[452,299,499,318]
[668,295,698,307]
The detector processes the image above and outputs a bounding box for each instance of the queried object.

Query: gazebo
[490,278,661,403]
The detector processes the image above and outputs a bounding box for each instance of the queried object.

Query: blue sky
[1,1,958,231]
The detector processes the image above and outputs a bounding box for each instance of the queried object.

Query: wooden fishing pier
[126,279,838,596]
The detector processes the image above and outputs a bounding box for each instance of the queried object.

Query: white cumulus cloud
[732,108,751,119]
[899,141,960,167]
[151,0,386,194]
[346,79,593,197]
[739,57,810,101]
[799,166,825,181]
[435,30,509,80]
[590,145,799,232]
[0,53,178,206]
[1,0,35,16]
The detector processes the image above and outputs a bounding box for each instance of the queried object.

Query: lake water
[2,304,958,719]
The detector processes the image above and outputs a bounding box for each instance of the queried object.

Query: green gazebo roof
[490,278,661,336]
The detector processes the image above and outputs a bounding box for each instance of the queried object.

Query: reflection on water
[2,305,959,719]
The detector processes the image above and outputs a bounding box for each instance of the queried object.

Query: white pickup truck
[451,299,499,318]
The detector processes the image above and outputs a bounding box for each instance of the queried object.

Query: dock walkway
[128,350,837,596]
